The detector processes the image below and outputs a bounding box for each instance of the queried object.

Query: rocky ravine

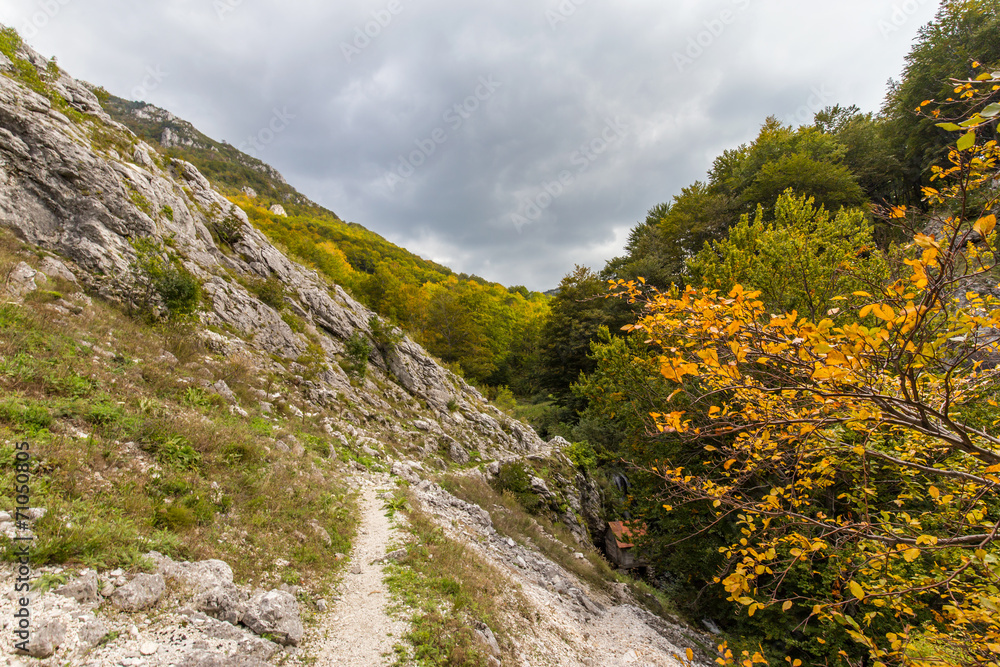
[0,469,708,666]
[0,37,710,666]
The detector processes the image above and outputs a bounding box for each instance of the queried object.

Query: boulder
[38,256,77,283]
[391,461,420,484]
[157,556,234,591]
[54,570,99,604]
[475,621,501,657]
[77,617,109,649]
[242,589,303,646]
[111,573,166,611]
[5,262,38,298]
[308,520,332,547]
[212,380,238,404]
[18,617,66,658]
[194,583,247,625]
[268,204,287,217]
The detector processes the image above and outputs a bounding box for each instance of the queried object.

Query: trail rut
[308,475,407,667]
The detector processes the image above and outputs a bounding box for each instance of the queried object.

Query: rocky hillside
[0,30,707,666]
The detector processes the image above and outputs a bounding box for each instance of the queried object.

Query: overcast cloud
[1,0,940,290]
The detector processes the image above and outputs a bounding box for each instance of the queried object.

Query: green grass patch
[0,237,359,588]
[385,488,528,666]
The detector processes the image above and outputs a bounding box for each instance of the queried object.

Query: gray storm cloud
[0,0,939,289]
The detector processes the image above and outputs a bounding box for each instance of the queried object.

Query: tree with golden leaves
[617,72,1000,666]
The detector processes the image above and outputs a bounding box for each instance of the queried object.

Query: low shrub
[345,332,371,378]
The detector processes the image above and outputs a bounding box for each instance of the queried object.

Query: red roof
[608,521,646,549]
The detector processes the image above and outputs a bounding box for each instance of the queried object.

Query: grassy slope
[0,230,357,591]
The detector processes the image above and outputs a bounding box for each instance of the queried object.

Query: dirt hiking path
[308,475,407,667]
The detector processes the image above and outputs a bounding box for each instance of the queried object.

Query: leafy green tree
[537,266,608,404]
[126,238,201,319]
[421,277,497,380]
[815,105,904,207]
[883,0,1000,202]
[740,152,866,215]
[689,191,888,320]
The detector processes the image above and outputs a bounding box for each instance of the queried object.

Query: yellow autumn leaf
[873,304,895,321]
[849,580,864,599]
[686,648,694,662]
[974,214,997,237]
[903,548,921,562]
[782,601,793,611]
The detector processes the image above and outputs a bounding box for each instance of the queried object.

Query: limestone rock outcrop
[0,36,548,460]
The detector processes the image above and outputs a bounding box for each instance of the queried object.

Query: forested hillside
[102,96,550,392]
[520,2,1000,665]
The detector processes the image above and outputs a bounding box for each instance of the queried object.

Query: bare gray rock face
[111,573,166,611]
[241,589,303,646]
[0,37,554,480]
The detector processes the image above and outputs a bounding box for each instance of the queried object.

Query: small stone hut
[604,521,648,570]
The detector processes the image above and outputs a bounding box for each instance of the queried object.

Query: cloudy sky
[1,1,940,290]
